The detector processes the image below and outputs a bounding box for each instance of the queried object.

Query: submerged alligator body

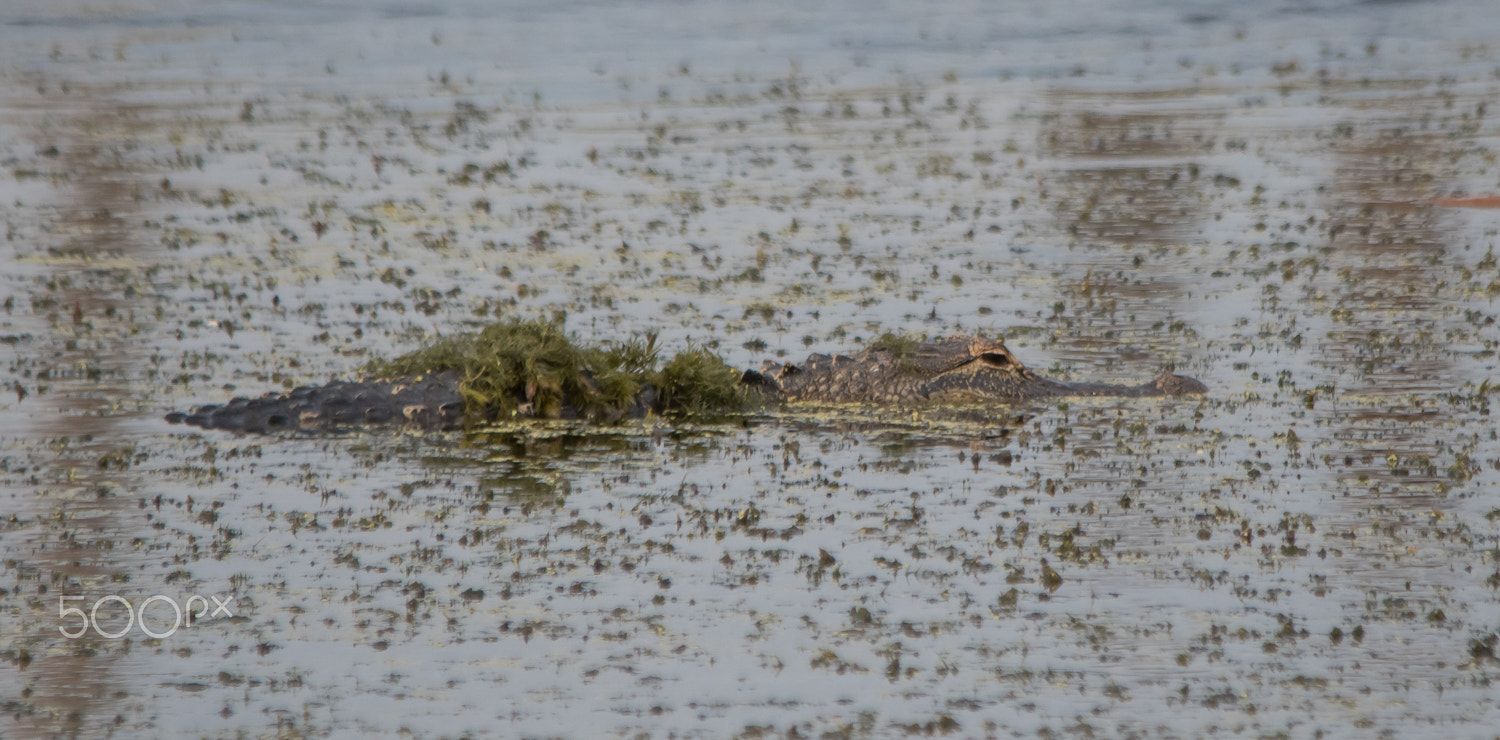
[165,335,1206,434]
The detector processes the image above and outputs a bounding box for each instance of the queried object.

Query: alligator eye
[978,352,1015,369]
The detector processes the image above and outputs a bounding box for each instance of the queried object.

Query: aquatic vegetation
[654,344,746,417]
[362,318,747,421]
[868,331,920,358]
[867,331,923,375]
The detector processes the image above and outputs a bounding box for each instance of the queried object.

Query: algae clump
[869,332,919,358]
[870,332,923,375]
[363,319,746,422]
[656,346,746,416]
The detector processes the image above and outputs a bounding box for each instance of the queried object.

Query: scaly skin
[165,336,1206,433]
[165,371,465,434]
[741,336,1206,402]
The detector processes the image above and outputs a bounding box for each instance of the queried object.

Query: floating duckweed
[363,318,747,422]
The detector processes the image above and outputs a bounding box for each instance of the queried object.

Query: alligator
[164,326,1206,434]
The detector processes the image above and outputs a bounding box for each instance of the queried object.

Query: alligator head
[742,335,1206,403]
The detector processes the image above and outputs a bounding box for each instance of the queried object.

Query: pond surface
[3,0,1500,737]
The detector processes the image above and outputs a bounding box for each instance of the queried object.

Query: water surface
[3,0,1500,737]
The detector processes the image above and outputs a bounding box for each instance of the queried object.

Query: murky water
[3,0,1500,737]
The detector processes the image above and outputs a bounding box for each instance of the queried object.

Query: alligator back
[165,371,465,433]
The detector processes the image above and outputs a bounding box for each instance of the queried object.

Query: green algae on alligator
[164,320,1206,434]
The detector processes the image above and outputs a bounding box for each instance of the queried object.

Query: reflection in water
[3,84,162,737]
[1035,93,1220,371]
[1317,95,1473,496]
[1040,97,1221,250]
[1322,125,1453,387]
[463,428,652,509]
